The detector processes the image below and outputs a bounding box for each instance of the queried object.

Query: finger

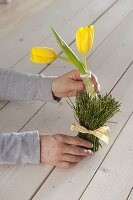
[56,134,93,149]
[68,69,81,80]
[93,80,100,93]
[95,82,100,93]
[56,161,76,169]
[91,73,100,93]
[62,154,84,163]
[64,144,93,156]
[91,73,98,82]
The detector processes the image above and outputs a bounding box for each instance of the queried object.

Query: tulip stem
[57,55,72,63]
[83,53,87,69]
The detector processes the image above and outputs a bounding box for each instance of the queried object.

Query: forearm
[0,68,59,102]
[0,131,40,164]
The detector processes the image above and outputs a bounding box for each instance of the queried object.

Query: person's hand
[40,134,93,168]
[52,70,100,98]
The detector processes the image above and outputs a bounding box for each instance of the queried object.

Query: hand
[40,134,93,168]
[52,70,100,98]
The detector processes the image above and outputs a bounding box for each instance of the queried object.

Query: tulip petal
[76,25,94,54]
[90,25,94,41]
[30,47,57,64]
[76,27,83,53]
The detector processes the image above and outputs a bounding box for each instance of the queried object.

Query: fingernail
[84,149,89,153]
[84,149,93,155]
[88,150,93,155]
[84,149,91,153]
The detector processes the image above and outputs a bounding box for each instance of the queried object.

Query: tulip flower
[76,25,95,95]
[30,47,57,64]
[76,25,94,54]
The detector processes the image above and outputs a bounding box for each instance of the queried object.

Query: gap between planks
[126,187,133,200]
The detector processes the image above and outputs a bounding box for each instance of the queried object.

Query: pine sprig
[69,93,121,152]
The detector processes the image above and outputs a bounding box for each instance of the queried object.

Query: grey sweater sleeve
[0,131,40,164]
[0,68,60,102]
[0,68,61,164]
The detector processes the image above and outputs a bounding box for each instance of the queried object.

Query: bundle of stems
[69,93,121,152]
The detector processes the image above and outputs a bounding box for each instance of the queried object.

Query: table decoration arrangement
[30,25,121,152]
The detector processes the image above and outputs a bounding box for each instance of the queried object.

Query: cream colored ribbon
[70,123,110,144]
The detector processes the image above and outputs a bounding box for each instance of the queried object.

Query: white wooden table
[0,0,133,199]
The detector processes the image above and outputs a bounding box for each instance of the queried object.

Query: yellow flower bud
[30,47,57,64]
[76,25,94,54]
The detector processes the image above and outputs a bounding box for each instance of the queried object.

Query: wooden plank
[80,113,133,200]
[0,8,133,200]
[0,0,55,38]
[27,62,133,200]
[0,101,44,132]
[0,164,54,200]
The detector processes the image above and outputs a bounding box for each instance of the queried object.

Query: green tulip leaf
[51,27,87,75]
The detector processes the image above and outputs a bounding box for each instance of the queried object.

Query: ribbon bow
[70,123,110,144]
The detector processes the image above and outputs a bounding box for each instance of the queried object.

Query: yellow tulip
[30,47,57,64]
[76,25,94,54]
